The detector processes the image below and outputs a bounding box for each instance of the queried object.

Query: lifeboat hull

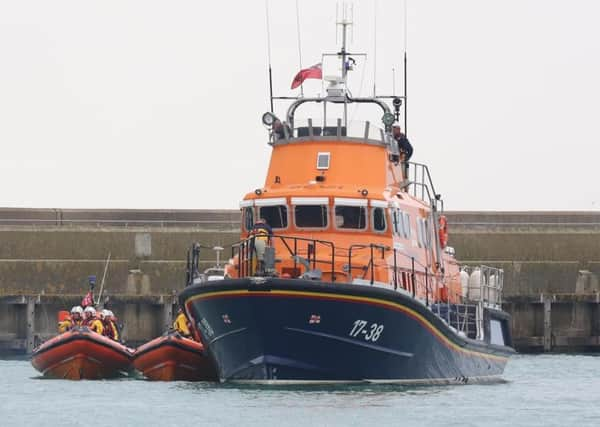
[133,332,218,381]
[31,327,134,380]
[180,278,515,384]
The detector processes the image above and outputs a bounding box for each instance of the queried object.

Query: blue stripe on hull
[181,279,512,383]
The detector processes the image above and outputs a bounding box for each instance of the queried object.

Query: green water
[2,354,599,426]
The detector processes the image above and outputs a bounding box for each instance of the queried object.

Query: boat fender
[438,215,449,249]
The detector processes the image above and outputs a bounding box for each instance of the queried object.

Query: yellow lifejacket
[89,318,104,335]
[58,319,71,334]
[173,312,191,337]
[110,320,119,341]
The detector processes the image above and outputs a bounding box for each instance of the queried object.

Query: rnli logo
[309,314,321,324]
[222,314,232,324]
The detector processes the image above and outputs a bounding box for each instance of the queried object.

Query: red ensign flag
[81,291,94,308]
[291,63,322,89]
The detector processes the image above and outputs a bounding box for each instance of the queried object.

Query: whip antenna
[265,0,274,112]
[295,0,304,96]
[403,0,408,135]
[373,0,377,97]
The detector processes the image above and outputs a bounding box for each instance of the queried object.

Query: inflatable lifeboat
[133,331,218,381]
[31,326,134,380]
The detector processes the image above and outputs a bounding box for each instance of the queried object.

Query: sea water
[1,354,599,426]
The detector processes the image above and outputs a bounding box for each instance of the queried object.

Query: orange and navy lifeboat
[133,331,218,381]
[31,326,134,380]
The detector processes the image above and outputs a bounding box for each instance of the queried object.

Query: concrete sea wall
[1,208,599,353]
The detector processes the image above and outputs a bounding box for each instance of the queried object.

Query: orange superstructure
[223,123,461,306]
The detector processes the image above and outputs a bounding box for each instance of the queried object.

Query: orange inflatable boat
[133,331,218,381]
[31,326,134,380]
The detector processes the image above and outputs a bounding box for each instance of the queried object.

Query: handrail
[348,243,389,285]
[236,234,336,281]
[404,162,444,212]
[192,233,454,310]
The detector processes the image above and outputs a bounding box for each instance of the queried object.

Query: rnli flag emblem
[222,314,231,324]
[309,314,321,324]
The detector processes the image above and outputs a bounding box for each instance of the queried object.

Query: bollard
[162,297,174,332]
[543,295,552,352]
[26,297,36,354]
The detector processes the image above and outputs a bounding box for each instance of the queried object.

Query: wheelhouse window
[295,205,328,228]
[372,207,386,232]
[334,206,367,230]
[392,209,400,235]
[242,206,254,232]
[417,217,431,248]
[259,205,288,229]
[402,212,411,239]
[391,208,410,238]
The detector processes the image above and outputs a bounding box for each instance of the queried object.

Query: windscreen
[334,206,367,229]
[259,205,288,229]
[295,205,328,228]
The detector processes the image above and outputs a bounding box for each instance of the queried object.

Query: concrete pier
[1,208,600,353]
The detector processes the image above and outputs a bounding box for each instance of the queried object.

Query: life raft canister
[438,215,449,249]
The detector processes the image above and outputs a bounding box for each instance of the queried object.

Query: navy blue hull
[180,278,514,383]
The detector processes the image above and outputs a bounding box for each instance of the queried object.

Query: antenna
[373,0,377,97]
[336,2,353,128]
[295,0,304,96]
[404,52,407,135]
[403,0,408,135]
[336,2,353,81]
[265,0,274,112]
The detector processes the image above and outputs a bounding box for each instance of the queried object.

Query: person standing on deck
[251,218,273,274]
[392,125,413,179]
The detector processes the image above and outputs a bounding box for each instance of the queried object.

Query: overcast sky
[1,0,599,211]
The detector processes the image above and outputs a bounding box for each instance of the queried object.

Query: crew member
[392,125,413,178]
[58,313,72,334]
[173,308,192,338]
[106,310,120,341]
[83,306,104,335]
[251,218,273,274]
[272,120,291,141]
[100,309,118,341]
[70,306,84,327]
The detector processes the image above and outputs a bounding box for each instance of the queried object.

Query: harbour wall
[1,208,599,353]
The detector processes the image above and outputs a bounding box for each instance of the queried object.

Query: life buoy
[438,215,448,248]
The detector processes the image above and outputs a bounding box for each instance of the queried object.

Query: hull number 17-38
[349,320,384,342]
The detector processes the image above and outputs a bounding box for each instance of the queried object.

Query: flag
[81,291,94,308]
[291,63,322,89]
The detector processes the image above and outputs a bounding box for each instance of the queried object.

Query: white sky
[1,0,599,210]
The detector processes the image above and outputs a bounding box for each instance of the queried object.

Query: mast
[337,4,352,128]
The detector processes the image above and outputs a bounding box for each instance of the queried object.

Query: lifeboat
[133,331,218,381]
[31,326,134,380]
[179,10,515,384]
